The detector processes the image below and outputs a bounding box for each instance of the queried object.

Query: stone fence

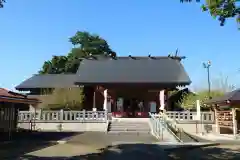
[151,111,216,134]
[165,111,215,123]
[18,110,108,132]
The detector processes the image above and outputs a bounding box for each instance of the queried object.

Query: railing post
[60,109,64,121]
[39,109,42,120]
[83,110,86,122]
[105,110,108,122]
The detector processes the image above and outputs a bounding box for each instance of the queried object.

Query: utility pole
[203,61,211,99]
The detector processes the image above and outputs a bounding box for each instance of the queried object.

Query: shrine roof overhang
[15,74,77,91]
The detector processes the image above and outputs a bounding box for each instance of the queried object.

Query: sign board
[150,101,156,112]
[117,98,123,111]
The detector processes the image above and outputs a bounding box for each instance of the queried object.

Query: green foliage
[179,74,235,109]
[181,90,224,108]
[39,31,116,74]
[0,0,5,8]
[182,0,240,27]
[42,87,84,110]
[168,90,179,97]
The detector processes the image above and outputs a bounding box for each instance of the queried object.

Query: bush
[42,87,84,110]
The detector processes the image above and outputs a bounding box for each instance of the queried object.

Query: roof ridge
[33,74,76,76]
[81,55,186,61]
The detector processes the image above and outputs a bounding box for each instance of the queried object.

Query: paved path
[22,143,168,159]
[18,132,166,160]
[3,132,240,159]
[21,143,240,160]
[66,132,158,148]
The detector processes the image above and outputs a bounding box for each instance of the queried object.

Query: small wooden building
[205,89,240,137]
[0,88,40,141]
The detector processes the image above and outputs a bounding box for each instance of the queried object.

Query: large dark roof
[15,56,191,90]
[204,89,240,105]
[75,56,191,85]
[15,74,77,90]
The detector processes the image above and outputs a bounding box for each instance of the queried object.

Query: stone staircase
[108,120,151,135]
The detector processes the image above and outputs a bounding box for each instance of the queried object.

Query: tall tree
[0,0,5,8]
[39,56,68,74]
[183,0,240,26]
[39,31,116,74]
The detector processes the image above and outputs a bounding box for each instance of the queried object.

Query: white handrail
[149,112,182,142]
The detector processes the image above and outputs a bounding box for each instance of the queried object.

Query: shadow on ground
[0,131,81,159]
[1,130,80,142]
[18,143,240,160]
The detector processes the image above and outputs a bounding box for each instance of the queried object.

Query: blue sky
[0,0,239,91]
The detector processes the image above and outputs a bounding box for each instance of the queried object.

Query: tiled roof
[204,89,240,105]
[75,56,191,84]
[15,74,77,90]
[0,88,40,103]
[15,56,191,90]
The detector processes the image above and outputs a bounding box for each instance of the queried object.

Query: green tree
[0,0,5,8]
[39,56,68,74]
[181,90,224,109]
[42,87,84,110]
[39,31,116,74]
[182,0,240,26]
[180,75,235,109]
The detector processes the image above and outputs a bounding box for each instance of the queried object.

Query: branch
[181,0,240,27]
[0,0,5,8]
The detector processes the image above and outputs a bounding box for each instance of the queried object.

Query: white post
[214,107,219,134]
[93,91,97,111]
[196,100,204,134]
[232,108,237,138]
[196,100,201,120]
[103,89,108,111]
[159,90,165,111]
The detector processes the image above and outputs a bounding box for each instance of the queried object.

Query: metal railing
[149,113,182,142]
[18,110,108,123]
[159,112,201,142]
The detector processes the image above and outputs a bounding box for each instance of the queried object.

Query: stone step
[109,125,150,129]
[110,123,150,125]
[109,127,150,130]
[108,131,151,135]
[109,128,151,132]
[110,125,150,128]
[110,122,150,125]
[108,122,151,134]
[110,123,149,126]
